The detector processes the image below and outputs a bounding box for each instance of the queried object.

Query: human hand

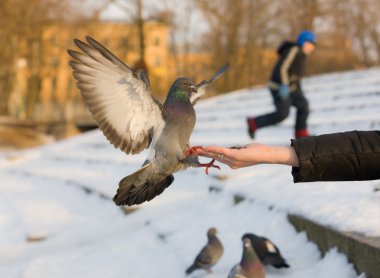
[196,144,299,169]
[279,84,290,100]
[196,144,269,169]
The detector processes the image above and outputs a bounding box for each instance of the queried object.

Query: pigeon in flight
[242,233,289,268]
[228,237,265,278]
[68,36,228,206]
[186,227,224,275]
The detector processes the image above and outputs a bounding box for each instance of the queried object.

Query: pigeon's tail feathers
[185,264,197,275]
[272,259,290,268]
[113,164,174,206]
[275,262,290,268]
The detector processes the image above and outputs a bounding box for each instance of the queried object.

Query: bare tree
[196,0,284,93]
[196,0,246,92]
[280,0,320,36]
[327,0,380,67]
[110,0,149,72]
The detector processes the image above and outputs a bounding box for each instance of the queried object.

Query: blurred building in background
[39,21,170,131]
[1,20,171,139]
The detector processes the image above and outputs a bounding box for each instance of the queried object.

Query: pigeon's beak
[190,85,197,93]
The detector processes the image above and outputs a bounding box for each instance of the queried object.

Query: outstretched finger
[198,146,227,153]
[197,151,218,159]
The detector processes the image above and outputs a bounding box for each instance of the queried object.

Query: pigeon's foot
[197,159,220,175]
[184,145,203,157]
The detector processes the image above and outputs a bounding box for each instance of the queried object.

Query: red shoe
[295,129,309,139]
[247,118,257,139]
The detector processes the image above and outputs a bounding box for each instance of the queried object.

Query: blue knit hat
[297,30,317,46]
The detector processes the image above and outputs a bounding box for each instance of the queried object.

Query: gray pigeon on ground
[186,227,224,275]
[68,37,228,206]
[242,233,289,268]
[228,237,265,278]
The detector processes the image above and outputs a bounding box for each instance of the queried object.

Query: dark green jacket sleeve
[291,130,380,182]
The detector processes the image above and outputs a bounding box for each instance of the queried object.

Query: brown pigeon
[186,227,224,275]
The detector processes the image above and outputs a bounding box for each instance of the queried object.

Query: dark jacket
[270,41,307,90]
[291,131,380,182]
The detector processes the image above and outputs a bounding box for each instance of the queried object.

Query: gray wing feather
[68,36,164,154]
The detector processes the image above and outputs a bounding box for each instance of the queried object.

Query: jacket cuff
[290,139,303,183]
[290,136,317,183]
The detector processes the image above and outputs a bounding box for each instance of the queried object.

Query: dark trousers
[254,88,309,130]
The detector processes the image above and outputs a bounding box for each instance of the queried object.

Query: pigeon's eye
[183,82,190,87]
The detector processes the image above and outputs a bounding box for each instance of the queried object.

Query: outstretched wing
[68,36,164,154]
[190,64,229,105]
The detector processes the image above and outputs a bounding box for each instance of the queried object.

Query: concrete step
[288,214,380,278]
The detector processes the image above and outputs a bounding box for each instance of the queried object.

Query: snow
[1,67,379,277]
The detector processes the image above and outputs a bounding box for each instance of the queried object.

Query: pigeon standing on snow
[228,237,265,278]
[68,37,228,206]
[242,233,289,268]
[186,227,224,275]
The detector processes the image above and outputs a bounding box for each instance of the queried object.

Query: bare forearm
[262,145,299,167]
